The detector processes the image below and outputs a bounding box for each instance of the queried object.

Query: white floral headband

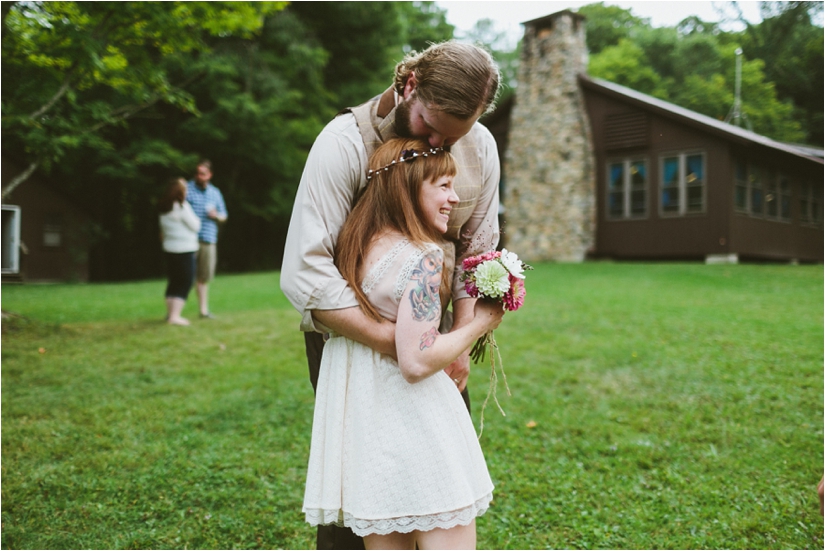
[365,146,449,182]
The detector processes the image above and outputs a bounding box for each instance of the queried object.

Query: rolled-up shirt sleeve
[280,115,368,332]
[452,127,501,301]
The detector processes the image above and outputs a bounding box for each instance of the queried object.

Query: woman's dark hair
[158,178,187,214]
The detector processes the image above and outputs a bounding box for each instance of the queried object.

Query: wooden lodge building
[488,10,823,264]
[582,75,823,263]
[2,160,93,282]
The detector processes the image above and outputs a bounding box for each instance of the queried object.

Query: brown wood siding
[728,149,823,261]
[604,112,649,151]
[2,164,92,281]
[583,85,823,262]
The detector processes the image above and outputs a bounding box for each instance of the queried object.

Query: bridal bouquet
[461,248,532,434]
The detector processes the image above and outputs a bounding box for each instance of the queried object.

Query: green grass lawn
[2,264,823,549]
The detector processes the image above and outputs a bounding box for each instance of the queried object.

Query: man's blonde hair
[393,41,500,120]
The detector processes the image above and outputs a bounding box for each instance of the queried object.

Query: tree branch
[29,68,75,119]
[1,161,39,200]
[86,72,204,133]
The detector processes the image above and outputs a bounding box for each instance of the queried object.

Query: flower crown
[365,146,449,182]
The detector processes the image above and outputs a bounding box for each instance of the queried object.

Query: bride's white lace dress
[303,238,494,537]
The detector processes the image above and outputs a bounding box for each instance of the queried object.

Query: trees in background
[2,1,454,279]
[1,2,285,197]
[2,1,820,280]
[580,1,823,145]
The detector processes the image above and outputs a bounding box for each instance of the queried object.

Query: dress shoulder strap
[361,238,411,296]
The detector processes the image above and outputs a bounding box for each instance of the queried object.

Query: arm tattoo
[408,251,442,322]
[419,327,439,350]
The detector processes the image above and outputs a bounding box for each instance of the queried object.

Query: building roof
[522,10,585,28]
[579,74,824,165]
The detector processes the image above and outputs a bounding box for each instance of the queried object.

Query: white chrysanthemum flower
[499,248,525,279]
[474,260,510,298]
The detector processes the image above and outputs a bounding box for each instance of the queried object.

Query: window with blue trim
[660,152,705,216]
[607,158,648,219]
[734,161,793,222]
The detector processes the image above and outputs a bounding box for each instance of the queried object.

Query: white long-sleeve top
[159,201,201,253]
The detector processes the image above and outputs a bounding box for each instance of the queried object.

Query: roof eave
[578,74,824,166]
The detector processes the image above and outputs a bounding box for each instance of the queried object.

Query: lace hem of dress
[304,493,492,537]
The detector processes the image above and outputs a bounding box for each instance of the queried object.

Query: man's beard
[394,97,414,138]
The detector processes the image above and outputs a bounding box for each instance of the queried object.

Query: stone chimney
[503,10,595,262]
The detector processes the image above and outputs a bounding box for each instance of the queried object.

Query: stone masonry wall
[503,11,595,262]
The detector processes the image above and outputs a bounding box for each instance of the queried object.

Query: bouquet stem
[473,330,511,438]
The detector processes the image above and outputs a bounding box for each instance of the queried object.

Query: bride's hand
[474,299,505,333]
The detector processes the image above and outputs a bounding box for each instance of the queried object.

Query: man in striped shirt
[186,159,228,318]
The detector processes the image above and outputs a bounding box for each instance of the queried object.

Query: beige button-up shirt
[281,96,500,333]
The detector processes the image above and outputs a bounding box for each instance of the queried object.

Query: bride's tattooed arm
[419,327,439,350]
[408,251,442,322]
[395,247,500,383]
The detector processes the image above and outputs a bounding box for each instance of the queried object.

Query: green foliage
[2,1,456,280]
[582,2,815,144]
[398,1,455,54]
[459,18,519,95]
[2,264,823,548]
[1,1,284,174]
[577,2,650,55]
[587,39,668,99]
[288,2,417,110]
[739,1,824,143]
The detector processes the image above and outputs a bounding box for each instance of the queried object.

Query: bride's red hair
[336,138,457,321]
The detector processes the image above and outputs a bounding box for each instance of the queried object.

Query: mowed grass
[2,264,823,550]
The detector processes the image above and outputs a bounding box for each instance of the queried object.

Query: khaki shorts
[195,242,217,283]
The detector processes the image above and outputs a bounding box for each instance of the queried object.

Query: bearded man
[280,41,501,550]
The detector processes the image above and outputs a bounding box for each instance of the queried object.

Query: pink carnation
[462,255,484,271]
[463,250,502,271]
[464,279,480,298]
[503,275,526,311]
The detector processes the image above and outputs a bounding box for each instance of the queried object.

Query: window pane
[779,175,790,193]
[609,163,623,190]
[663,158,679,188]
[686,155,704,183]
[629,161,646,216]
[662,189,679,212]
[685,156,704,213]
[735,161,748,212]
[766,193,777,216]
[751,187,763,215]
[779,176,791,220]
[799,182,810,222]
[749,167,763,215]
[687,186,703,212]
[763,173,777,217]
[630,161,646,188]
[735,160,746,181]
[781,195,791,220]
[661,157,679,213]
